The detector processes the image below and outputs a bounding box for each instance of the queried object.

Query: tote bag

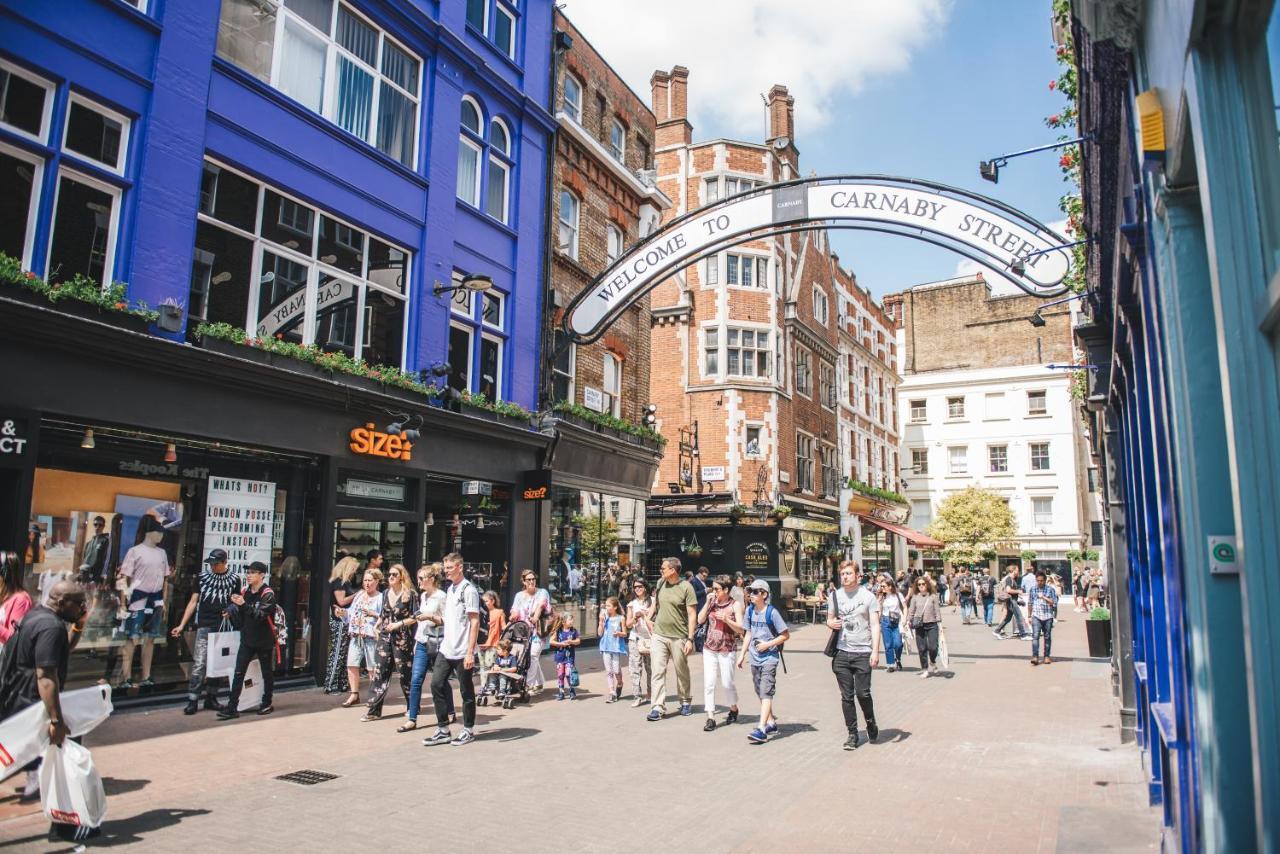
[206,628,241,679]
[236,659,265,711]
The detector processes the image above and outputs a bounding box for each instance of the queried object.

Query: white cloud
[560,0,952,136]
[954,218,1071,296]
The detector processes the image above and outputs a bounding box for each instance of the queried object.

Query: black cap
[204,548,229,564]
[246,560,268,574]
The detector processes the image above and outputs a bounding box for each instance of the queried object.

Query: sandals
[397,721,418,733]
[341,693,361,707]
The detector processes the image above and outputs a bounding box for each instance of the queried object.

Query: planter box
[1085,619,1112,658]
[2,285,152,334]
[461,405,531,430]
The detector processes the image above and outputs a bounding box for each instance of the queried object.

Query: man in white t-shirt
[424,553,480,747]
[826,559,881,751]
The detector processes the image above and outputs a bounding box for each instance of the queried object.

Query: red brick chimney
[651,65,692,147]
[767,84,794,143]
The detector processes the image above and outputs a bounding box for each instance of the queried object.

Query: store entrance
[333,518,408,568]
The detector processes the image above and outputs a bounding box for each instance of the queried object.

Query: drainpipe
[538,27,567,418]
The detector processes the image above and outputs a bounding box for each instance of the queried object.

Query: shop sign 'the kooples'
[349,423,413,461]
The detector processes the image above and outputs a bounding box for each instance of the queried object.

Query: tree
[926,486,1018,566]
[572,513,619,563]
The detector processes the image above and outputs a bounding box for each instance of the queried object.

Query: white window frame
[909,399,927,422]
[457,96,484,206]
[1030,442,1052,472]
[448,319,475,392]
[45,167,122,290]
[494,2,517,58]
[1032,496,1053,526]
[553,336,576,401]
[1027,389,1048,415]
[989,444,1008,474]
[608,118,625,163]
[558,188,579,259]
[606,223,623,263]
[702,325,719,377]
[948,445,968,475]
[485,123,511,222]
[0,140,44,269]
[910,447,928,475]
[947,396,966,419]
[796,430,815,493]
[481,290,504,330]
[703,254,719,286]
[602,351,621,417]
[61,92,131,175]
[725,251,766,288]
[812,285,828,325]
[704,176,721,203]
[0,58,55,143]
[562,73,583,124]
[723,175,758,197]
[724,325,771,379]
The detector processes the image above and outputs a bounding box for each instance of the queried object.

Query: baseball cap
[747,579,770,595]
[204,548,229,564]
[246,560,268,574]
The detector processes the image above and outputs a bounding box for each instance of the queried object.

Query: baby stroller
[478,620,532,710]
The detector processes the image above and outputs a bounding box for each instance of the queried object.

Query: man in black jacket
[218,561,276,719]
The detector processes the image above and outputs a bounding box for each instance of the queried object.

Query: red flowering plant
[1049,0,1085,294]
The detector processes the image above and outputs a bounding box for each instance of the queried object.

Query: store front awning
[858,515,943,549]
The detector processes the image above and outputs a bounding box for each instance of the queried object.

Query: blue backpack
[746,603,787,673]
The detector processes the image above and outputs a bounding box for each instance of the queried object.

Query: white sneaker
[630,697,646,707]
[21,770,38,798]
[918,670,930,679]
[450,729,475,746]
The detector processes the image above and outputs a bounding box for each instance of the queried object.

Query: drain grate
[275,769,340,786]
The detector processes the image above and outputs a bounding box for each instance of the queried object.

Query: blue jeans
[959,596,976,622]
[408,641,453,723]
[1032,617,1054,659]
[983,599,995,624]
[880,616,903,666]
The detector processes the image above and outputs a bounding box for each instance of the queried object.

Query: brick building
[886,274,1101,575]
[643,70,855,592]
[540,12,671,637]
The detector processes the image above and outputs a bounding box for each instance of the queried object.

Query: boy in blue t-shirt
[549,612,581,700]
[737,580,790,744]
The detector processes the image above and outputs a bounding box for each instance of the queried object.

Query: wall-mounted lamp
[1027,290,1089,327]
[163,442,177,463]
[1007,239,1089,278]
[385,412,423,442]
[434,274,493,298]
[80,429,95,449]
[979,135,1091,184]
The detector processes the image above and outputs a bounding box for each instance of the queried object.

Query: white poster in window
[582,386,604,412]
[205,477,276,580]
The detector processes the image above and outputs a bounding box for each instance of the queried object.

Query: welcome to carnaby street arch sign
[562,175,1074,344]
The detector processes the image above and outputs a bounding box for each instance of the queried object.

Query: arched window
[486,118,512,222]
[558,189,579,259]
[457,96,483,206]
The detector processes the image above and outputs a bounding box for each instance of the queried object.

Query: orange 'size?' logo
[349,423,413,461]
[523,486,548,500]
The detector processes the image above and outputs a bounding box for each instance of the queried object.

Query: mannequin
[116,522,172,690]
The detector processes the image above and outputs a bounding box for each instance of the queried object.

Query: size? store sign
[350,423,413,461]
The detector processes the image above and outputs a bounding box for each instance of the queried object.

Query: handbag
[206,625,241,679]
[637,637,652,655]
[823,598,839,658]
[568,665,580,688]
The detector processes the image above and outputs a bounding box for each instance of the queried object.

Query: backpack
[979,576,994,598]
[746,603,787,673]
[959,578,973,595]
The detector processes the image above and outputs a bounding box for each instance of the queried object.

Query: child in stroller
[478,621,531,709]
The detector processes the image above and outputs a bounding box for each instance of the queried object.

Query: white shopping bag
[0,686,114,782]
[938,628,950,669]
[207,630,241,679]
[236,658,264,711]
[39,741,107,829]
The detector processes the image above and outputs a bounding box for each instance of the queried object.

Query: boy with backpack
[978,570,997,626]
[957,570,976,624]
[218,561,277,719]
[737,580,790,744]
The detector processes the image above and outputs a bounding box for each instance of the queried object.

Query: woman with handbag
[626,578,654,706]
[362,564,416,721]
[323,556,360,694]
[509,569,552,694]
[400,564,451,732]
[698,574,744,730]
[905,575,942,678]
[877,577,905,672]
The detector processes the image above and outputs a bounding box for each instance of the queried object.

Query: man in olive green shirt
[646,557,698,720]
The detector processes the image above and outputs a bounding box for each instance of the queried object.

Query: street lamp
[434,273,493,298]
[1027,290,1090,327]
[979,136,1090,183]
[1007,239,1089,278]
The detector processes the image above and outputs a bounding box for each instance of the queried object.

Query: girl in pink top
[0,551,33,646]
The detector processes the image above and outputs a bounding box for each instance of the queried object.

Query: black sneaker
[216,709,240,720]
[183,700,198,716]
[866,721,879,743]
[256,703,274,716]
[725,709,739,724]
[843,733,859,750]
[204,695,224,712]
[703,718,717,732]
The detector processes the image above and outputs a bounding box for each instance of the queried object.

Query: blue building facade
[1072,1,1280,851]
[0,0,556,702]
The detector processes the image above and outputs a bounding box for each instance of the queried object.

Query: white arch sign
[563,176,1074,343]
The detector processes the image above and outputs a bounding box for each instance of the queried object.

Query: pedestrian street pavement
[0,604,1160,853]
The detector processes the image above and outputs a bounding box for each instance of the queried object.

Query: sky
[561,0,1072,301]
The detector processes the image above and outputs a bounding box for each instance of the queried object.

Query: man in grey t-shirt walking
[826,559,881,751]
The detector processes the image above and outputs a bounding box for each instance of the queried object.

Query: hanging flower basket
[685,545,704,558]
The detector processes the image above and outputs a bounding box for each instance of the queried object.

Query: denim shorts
[123,605,165,639]
[347,635,377,667]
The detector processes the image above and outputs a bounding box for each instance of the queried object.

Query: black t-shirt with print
[4,606,69,713]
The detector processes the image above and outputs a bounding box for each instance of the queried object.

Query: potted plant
[685,543,704,559]
[727,504,747,523]
[772,505,792,521]
[1086,606,1112,657]
[157,297,184,332]
[1020,549,1038,567]
[803,543,823,558]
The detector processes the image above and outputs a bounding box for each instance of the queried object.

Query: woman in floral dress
[363,564,416,721]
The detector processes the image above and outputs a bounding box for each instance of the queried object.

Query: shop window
[989,444,1008,473]
[562,73,582,124]
[63,96,129,174]
[0,145,41,266]
[478,334,502,400]
[315,272,359,356]
[216,0,421,167]
[1030,442,1051,471]
[0,60,53,140]
[257,250,310,344]
[448,323,472,393]
[362,284,405,367]
[47,171,119,287]
[602,352,621,416]
[319,215,365,276]
[190,221,253,328]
